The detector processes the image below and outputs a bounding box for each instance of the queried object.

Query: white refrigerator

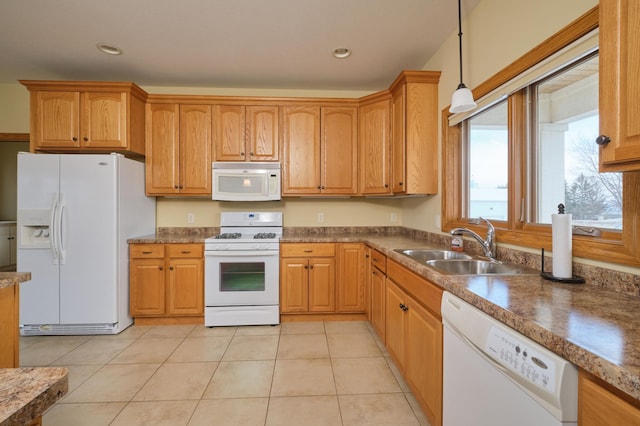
[17,153,156,335]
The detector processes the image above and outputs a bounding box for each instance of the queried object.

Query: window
[443,7,639,266]
[531,53,622,230]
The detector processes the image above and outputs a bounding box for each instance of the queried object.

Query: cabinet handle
[72,137,78,141]
[179,185,184,189]
[181,250,191,254]
[159,266,163,270]
[83,136,89,142]
[399,303,408,312]
[398,182,403,186]
[365,254,370,258]
[309,265,314,269]
[241,152,245,156]
[304,265,309,269]
[384,184,389,188]
[316,185,321,190]
[249,152,254,156]
[142,251,152,254]
[372,270,377,275]
[169,266,174,271]
[304,250,313,253]
[372,258,378,263]
[596,135,611,146]
[174,185,179,189]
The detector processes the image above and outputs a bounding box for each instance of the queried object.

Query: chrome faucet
[450,217,496,260]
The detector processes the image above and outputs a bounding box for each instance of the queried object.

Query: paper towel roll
[552,213,572,278]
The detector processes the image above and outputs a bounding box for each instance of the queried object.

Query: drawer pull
[181,250,191,254]
[304,250,313,253]
[159,266,163,271]
[169,266,174,271]
[142,251,153,254]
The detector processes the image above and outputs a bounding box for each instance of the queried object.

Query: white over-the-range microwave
[211,162,281,201]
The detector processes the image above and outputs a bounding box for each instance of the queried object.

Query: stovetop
[205,212,282,249]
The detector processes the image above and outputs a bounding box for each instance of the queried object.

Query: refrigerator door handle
[50,195,60,264]
[58,199,66,265]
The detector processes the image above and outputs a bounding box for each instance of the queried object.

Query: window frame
[442,5,640,267]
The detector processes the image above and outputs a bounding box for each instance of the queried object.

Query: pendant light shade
[450,0,476,114]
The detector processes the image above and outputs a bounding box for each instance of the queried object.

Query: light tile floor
[20,321,430,426]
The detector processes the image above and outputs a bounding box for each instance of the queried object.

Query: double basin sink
[394,249,539,276]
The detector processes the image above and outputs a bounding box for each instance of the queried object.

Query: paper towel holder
[540,248,585,284]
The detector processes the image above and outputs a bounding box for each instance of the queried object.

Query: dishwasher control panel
[485,325,557,393]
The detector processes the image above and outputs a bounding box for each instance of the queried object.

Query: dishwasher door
[441,291,578,426]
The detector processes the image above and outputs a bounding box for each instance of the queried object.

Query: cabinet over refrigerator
[17,153,156,335]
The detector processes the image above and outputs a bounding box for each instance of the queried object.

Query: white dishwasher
[441,291,578,425]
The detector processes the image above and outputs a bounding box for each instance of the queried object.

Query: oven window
[220,262,265,292]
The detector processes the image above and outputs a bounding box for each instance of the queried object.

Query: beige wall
[0,142,30,220]
[0,83,30,132]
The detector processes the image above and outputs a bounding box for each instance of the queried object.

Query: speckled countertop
[0,272,31,289]
[0,367,68,425]
[129,227,640,401]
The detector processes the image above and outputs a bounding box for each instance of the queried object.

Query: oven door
[205,250,279,306]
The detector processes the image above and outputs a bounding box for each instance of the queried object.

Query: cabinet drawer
[371,249,387,273]
[281,243,335,257]
[168,244,203,258]
[387,258,442,317]
[130,244,165,258]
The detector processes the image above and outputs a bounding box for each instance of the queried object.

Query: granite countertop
[0,273,31,290]
[0,367,68,425]
[130,228,640,400]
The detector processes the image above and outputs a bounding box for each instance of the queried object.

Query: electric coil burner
[204,212,282,326]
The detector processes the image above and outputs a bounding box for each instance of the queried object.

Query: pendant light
[450,0,476,113]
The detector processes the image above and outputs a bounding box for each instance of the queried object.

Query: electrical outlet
[187,213,195,224]
[390,213,398,223]
[317,212,325,223]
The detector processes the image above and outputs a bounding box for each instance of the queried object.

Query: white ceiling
[0,0,480,91]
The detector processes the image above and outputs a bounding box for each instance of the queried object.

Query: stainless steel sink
[394,249,473,262]
[425,259,539,275]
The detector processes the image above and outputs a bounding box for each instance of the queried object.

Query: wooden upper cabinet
[281,106,322,194]
[20,81,147,157]
[321,107,358,194]
[599,0,640,171]
[145,103,211,196]
[179,104,212,194]
[281,104,358,195]
[389,71,441,195]
[213,105,279,162]
[359,97,391,195]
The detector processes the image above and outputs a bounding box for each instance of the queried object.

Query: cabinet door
[180,104,212,194]
[0,285,19,368]
[599,0,640,171]
[385,280,406,366]
[247,106,279,161]
[213,105,246,161]
[406,298,442,426]
[0,226,10,267]
[308,257,335,312]
[370,266,386,341]
[337,243,365,312]
[167,257,204,315]
[391,87,406,194]
[130,258,166,316]
[146,103,180,195]
[280,258,309,312]
[359,99,391,194]
[81,92,127,148]
[33,91,80,148]
[321,107,358,194]
[281,106,321,194]
[579,370,640,425]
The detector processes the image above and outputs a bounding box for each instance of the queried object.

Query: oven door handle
[205,250,280,257]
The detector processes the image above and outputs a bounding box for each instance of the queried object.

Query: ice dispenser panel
[18,209,51,249]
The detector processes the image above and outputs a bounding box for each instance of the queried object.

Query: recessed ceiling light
[97,43,123,56]
[332,48,352,59]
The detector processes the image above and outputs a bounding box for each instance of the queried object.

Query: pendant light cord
[457,0,465,89]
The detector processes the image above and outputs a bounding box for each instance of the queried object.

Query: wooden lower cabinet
[579,369,640,425]
[369,249,387,341]
[129,243,203,323]
[280,243,336,313]
[384,259,443,426]
[0,284,20,368]
[336,243,366,312]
